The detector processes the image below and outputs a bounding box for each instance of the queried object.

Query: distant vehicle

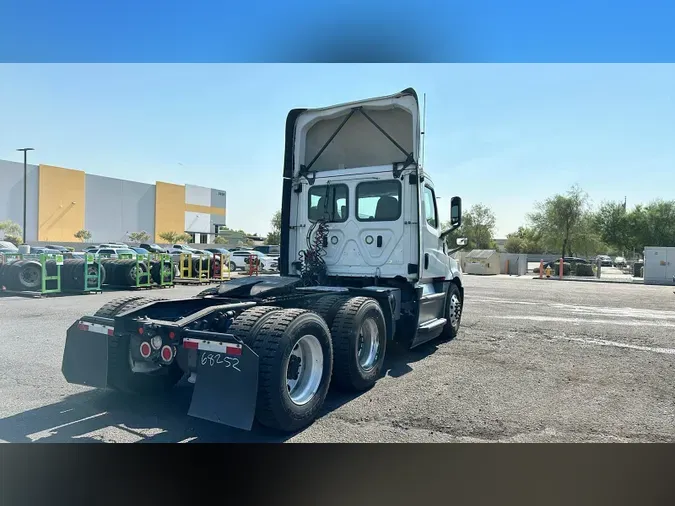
[99,243,129,249]
[46,244,74,252]
[254,245,280,257]
[88,247,137,259]
[29,247,63,256]
[543,257,589,268]
[130,247,150,255]
[0,241,19,253]
[139,243,168,254]
[597,255,613,267]
[204,248,236,272]
[614,256,627,268]
[229,250,276,271]
[168,244,213,257]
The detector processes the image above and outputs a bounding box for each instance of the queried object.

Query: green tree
[213,235,229,245]
[442,203,497,250]
[573,214,606,258]
[127,231,151,243]
[504,226,544,254]
[529,184,589,258]
[592,201,630,254]
[73,229,92,242]
[266,210,281,245]
[159,231,192,243]
[0,220,23,245]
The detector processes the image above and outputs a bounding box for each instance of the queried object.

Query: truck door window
[356,180,402,222]
[423,185,438,228]
[308,184,349,222]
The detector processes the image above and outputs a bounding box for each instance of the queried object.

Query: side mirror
[450,196,462,227]
[456,237,468,246]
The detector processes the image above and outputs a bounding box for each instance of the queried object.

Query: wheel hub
[285,334,324,406]
[287,355,302,381]
[449,294,462,327]
[357,318,379,372]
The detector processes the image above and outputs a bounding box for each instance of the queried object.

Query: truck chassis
[62,274,462,433]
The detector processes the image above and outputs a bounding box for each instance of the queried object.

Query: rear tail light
[160,345,174,363]
[139,342,152,358]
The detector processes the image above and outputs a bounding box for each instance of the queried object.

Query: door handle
[424,253,429,269]
[376,236,382,248]
[323,236,328,248]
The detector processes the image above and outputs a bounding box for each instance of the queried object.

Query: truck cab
[281,87,464,347]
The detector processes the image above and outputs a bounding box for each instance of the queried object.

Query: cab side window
[423,186,438,229]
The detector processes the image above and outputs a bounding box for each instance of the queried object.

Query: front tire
[330,297,387,392]
[440,283,463,340]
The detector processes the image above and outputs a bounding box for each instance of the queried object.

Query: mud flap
[61,319,112,388]
[187,342,260,431]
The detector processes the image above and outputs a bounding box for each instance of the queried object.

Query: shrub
[575,263,594,276]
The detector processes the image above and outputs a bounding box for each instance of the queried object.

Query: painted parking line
[491,315,675,328]
[469,296,675,321]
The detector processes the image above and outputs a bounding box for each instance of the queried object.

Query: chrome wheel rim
[286,334,324,406]
[449,293,462,328]
[357,318,380,371]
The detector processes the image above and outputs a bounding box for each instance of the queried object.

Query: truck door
[419,181,449,281]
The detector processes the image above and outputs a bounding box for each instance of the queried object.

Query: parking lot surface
[0,275,673,443]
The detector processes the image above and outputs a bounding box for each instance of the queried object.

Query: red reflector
[77,323,89,331]
[161,346,173,362]
[183,340,198,350]
[139,342,152,358]
[226,346,242,356]
[107,328,114,336]
[138,327,144,335]
[168,331,176,340]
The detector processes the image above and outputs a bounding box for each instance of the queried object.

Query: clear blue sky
[1,64,674,237]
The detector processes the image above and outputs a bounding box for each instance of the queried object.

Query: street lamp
[17,148,35,243]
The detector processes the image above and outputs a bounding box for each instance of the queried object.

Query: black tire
[308,294,351,328]
[245,309,333,432]
[94,295,147,318]
[330,296,387,392]
[229,261,237,272]
[15,260,42,291]
[440,283,463,341]
[228,305,283,342]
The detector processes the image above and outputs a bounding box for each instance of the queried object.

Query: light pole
[17,148,35,244]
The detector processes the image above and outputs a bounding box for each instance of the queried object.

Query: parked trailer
[61,88,467,432]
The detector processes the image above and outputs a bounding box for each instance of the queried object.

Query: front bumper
[61,316,261,431]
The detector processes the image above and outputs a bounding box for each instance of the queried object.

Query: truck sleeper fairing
[283,89,422,281]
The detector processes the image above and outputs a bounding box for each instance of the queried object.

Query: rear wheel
[241,309,333,432]
[308,294,350,328]
[330,297,387,392]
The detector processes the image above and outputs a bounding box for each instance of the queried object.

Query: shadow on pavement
[0,338,446,444]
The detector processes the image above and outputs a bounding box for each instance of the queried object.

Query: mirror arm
[447,243,469,255]
[440,223,460,242]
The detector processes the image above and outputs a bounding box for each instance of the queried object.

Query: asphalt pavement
[0,275,673,443]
